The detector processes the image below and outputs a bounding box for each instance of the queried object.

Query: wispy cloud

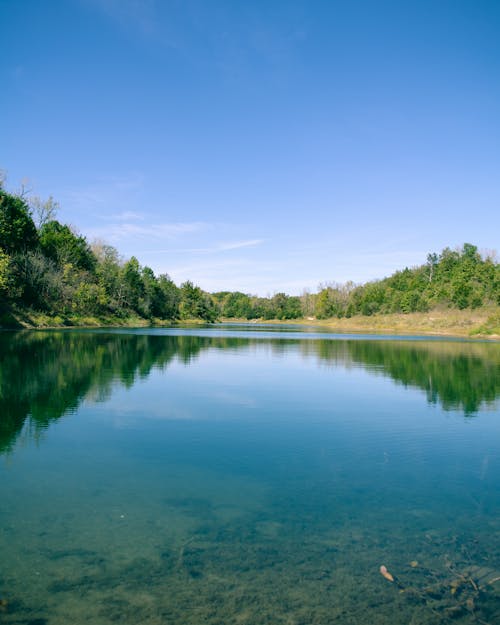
[85,221,207,243]
[61,172,145,217]
[156,257,288,295]
[137,238,265,255]
[108,210,144,221]
[181,238,265,254]
[218,239,264,251]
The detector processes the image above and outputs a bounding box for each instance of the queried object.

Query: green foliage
[180,281,217,321]
[157,274,181,319]
[212,244,498,321]
[0,185,186,321]
[0,189,38,253]
[0,248,10,292]
[213,291,253,318]
[314,282,355,319]
[72,281,108,314]
[120,256,144,312]
[213,291,303,320]
[10,250,62,308]
[315,288,334,319]
[39,220,96,272]
[309,244,498,320]
[93,243,125,312]
[0,179,498,325]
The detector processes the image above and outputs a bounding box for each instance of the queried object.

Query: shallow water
[1,326,499,624]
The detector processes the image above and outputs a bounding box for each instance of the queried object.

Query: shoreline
[249,310,500,340]
[1,306,499,340]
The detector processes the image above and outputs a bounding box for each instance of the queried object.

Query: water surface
[1,327,499,624]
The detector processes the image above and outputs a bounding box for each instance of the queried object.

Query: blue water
[0,327,499,624]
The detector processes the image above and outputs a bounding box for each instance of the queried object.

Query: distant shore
[1,305,499,339]
[255,308,500,339]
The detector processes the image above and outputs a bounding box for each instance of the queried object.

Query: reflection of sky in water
[67,344,500,478]
[1,330,499,625]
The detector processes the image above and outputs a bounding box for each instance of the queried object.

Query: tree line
[1,182,499,323]
[0,184,217,321]
[210,244,499,320]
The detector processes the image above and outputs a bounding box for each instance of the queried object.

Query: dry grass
[2,305,499,339]
[286,307,500,339]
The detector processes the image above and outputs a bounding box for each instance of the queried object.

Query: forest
[1,183,499,324]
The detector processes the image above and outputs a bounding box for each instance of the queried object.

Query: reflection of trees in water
[1,332,499,452]
[300,339,500,416]
[357,342,499,415]
[0,333,181,452]
[0,332,251,453]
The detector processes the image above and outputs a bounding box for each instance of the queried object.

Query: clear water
[0,326,499,625]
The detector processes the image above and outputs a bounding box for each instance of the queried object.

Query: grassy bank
[0,306,181,330]
[269,307,500,339]
[2,304,499,339]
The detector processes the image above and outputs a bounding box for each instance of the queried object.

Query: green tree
[179,281,217,321]
[121,256,144,312]
[93,242,124,312]
[216,291,252,318]
[39,220,96,272]
[284,295,302,319]
[315,287,334,319]
[0,189,38,254]
[270,292,289,319]
[140,266,164,318]
[157,274,181,319]
[0,249,10,292]
[72,282,108,314]
[11,250,62,308]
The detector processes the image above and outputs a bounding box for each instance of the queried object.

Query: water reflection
[1,329,500,625]
[1,329,499,452]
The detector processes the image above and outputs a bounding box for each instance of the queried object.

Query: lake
[0,326,499,625]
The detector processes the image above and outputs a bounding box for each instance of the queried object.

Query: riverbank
[0,307,179,330]
[228,307,500,339]
[1,305,499,339]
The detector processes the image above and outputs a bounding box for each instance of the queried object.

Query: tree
[157,274,180,319]
[462,243,480,263]
[0,189,38,254]
[426,253,438,283]
[11,250,62,308]
[72,282,108,314]
[315,287,334,319]
[215,291,252,318]
[29,195,59,229]
[140,266,163,318]
[314,282,355,318]
[39,220,96,272]
[179,281,217,321]
[0,249,10,293]
[121,256,144,312]
[300,289,316,318]
[93,242,124,311]
[284,295,302,319]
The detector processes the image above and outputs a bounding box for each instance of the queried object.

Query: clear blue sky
[2,0,499,295]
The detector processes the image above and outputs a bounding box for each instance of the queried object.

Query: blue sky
[2,0,499,295]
